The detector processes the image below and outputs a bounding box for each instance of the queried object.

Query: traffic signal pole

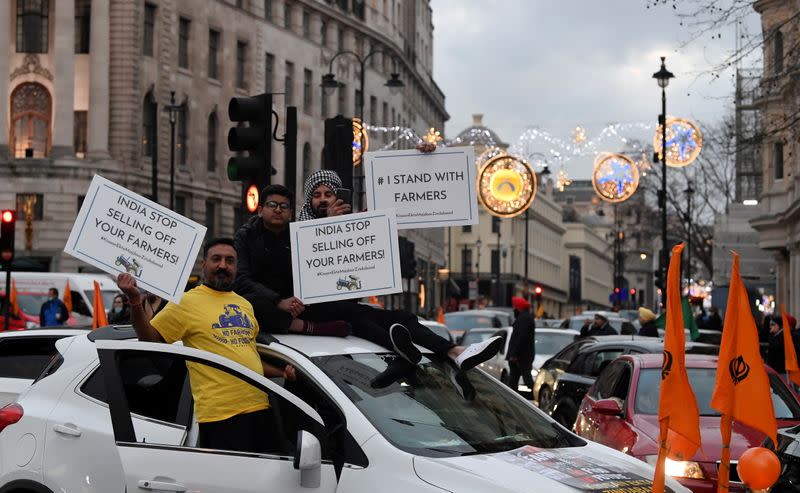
[1,210,15,332]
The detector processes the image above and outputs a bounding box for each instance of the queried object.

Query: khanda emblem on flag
[728,355,751,385]
[661,350,673,380]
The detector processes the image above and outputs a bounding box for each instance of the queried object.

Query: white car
[468,328,580,389]
[0,326,689,493]
[0,327,88,407]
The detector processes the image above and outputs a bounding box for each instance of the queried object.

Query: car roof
[445,309,506,317]
[0,327,89,339]
[630,353,721,368]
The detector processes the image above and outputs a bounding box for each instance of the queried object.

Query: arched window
[207,111,218,172]
[302,142,312,179]
[16,0,49,53]
[10,82,51,158]
[142,91,157,158]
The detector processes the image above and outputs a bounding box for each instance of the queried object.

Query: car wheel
[552,399,578,430]
[538,386,552,408]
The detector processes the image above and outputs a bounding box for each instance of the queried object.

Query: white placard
[290,210,402,304]
[64,175,207,304]
[363,147,478,229]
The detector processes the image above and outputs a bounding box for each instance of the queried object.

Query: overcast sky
[431,0,762,179]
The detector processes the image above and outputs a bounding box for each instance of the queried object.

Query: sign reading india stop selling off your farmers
[64,175,207,304]
[290,209,402,304]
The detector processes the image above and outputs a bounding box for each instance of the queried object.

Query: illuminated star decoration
[423,127,443,145]
[597,158,634,195]
[556,169,573,192]
[666,123,697,160]
[592,153,640,203]
[572,126,587,144]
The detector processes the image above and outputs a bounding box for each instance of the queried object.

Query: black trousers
[507,360,534,391]
[197,409,271,453]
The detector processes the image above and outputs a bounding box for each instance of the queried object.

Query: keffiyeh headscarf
[299,169,343,221]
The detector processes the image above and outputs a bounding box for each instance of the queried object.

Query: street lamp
[652,56,674,293]
[164,91,183,211]
[321,50,404,210]
[684,180,695,293]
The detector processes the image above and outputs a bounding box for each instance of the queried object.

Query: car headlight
[644,456,705,480]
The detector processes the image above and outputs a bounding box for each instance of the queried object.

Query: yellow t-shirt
[151,285,269,423]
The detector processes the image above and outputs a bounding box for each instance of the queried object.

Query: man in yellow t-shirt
[117,238,295,453]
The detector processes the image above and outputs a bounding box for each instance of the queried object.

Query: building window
[302,142,312,179]
[16,193,44,221]
[178,17,190,69]
[303,69,313,114]
[16,0,49,53]
[462,225,471,233]
[177,102,188,166]
[337,26,344,52]
[205,201,217,239]
[369,96,377,125]
[382,102,388,125]
[774,30,784,74]
[208,29,220,79]
[491,216,500,234]
[320,19,327,46]
[236,41,248,89]
[302,10,310,37]
[264,0,272,21]
[73,111,87,158]
[283,2,292,30]
[141,91,156,158]
[491,249,499,275]
[235,0,244,8]
[773,142,784,180]
[285,61,294,105]
[143,3,156,56]
[338,83,346,115]
[354,89,362,119]
[265,53,274,93]
[174,195,187,216]
[462,248,472,274]
[568,255,581,302]
[207,111,218,171]
[11,82,52,158]
[74,0,91,54]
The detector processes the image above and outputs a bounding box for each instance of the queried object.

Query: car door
[0,335,68,406]
[583,360,635,452]
[95,339,337,493]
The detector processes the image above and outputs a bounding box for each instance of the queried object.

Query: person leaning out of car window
[580,312,616,337]
[116,237,296,454]
[637,307,659,337]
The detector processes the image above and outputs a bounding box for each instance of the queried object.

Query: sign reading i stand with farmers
[64,175,207,304]
[290,209,402,304]
[363,147,478,229]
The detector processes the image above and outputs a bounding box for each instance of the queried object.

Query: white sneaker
[454,336,503,371]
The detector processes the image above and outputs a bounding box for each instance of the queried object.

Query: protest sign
[64,175,207,303]
[290,210,402,304]
[363,147,478,229]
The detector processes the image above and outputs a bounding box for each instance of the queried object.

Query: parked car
[443,309,512,342]
[770,423,800,492]
[0,326,694,493]
[465,328,579,391]
[575,354,800,493]
[418,319,454,343]
[0,327,89,406]
[535,336,718,426]
[559,314,637,335]
[538,319,564,329]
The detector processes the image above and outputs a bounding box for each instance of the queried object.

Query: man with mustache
[117,238,294,453]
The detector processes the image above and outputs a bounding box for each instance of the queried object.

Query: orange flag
[9,279,20,318]
[653,243,701,493]
[437,306,445,324]
[63,280,72,314]
[710,252,777,493]
[782,305,800,387]
[91,281,108,329]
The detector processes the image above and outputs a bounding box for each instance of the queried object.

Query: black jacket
[233,216,294,304]
[507,310,536,365]
[580,321,616,337]
[768,330,787,374]
[639,320,658,337]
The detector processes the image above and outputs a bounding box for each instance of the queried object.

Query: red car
[574,354,800,493]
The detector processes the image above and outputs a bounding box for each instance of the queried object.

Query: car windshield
[444,313,499,331]
[536,332,577,356]
[460,330,497,347]
[635,368,800,419]
[315,353,582,458]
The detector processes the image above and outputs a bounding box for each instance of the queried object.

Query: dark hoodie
[233,215,294,304]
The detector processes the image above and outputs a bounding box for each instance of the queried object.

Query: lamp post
[652,57,674,295]
[475,238,482,306]
[321,51,404,211]
[684,180,695,294]
[164,91,182,210]
[495,221,502,307]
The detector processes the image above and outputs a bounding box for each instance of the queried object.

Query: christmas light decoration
[477,154,537,218]
[653,117,703,167]
[592,153,640,203]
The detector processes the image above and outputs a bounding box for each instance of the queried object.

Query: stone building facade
[1,0,449,291]
[751,0,800,314]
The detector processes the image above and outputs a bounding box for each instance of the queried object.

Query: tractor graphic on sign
[336,275,362,291]
[115,255,143,277]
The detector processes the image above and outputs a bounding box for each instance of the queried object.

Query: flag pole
[653,417,669,493]
[718,414,732,493]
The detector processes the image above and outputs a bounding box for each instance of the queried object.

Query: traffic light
[654,269,663,290]
[227,94,273,212]
[398,236,417,279]
[323,115,354,192]
[534,285,543,302]
[629,288,637,297]
[0,210,15,270]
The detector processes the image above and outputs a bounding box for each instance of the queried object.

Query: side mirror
[294,430,321,488]
[591,398,623,416]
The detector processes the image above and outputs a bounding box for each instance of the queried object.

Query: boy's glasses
[265,201,291,211]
